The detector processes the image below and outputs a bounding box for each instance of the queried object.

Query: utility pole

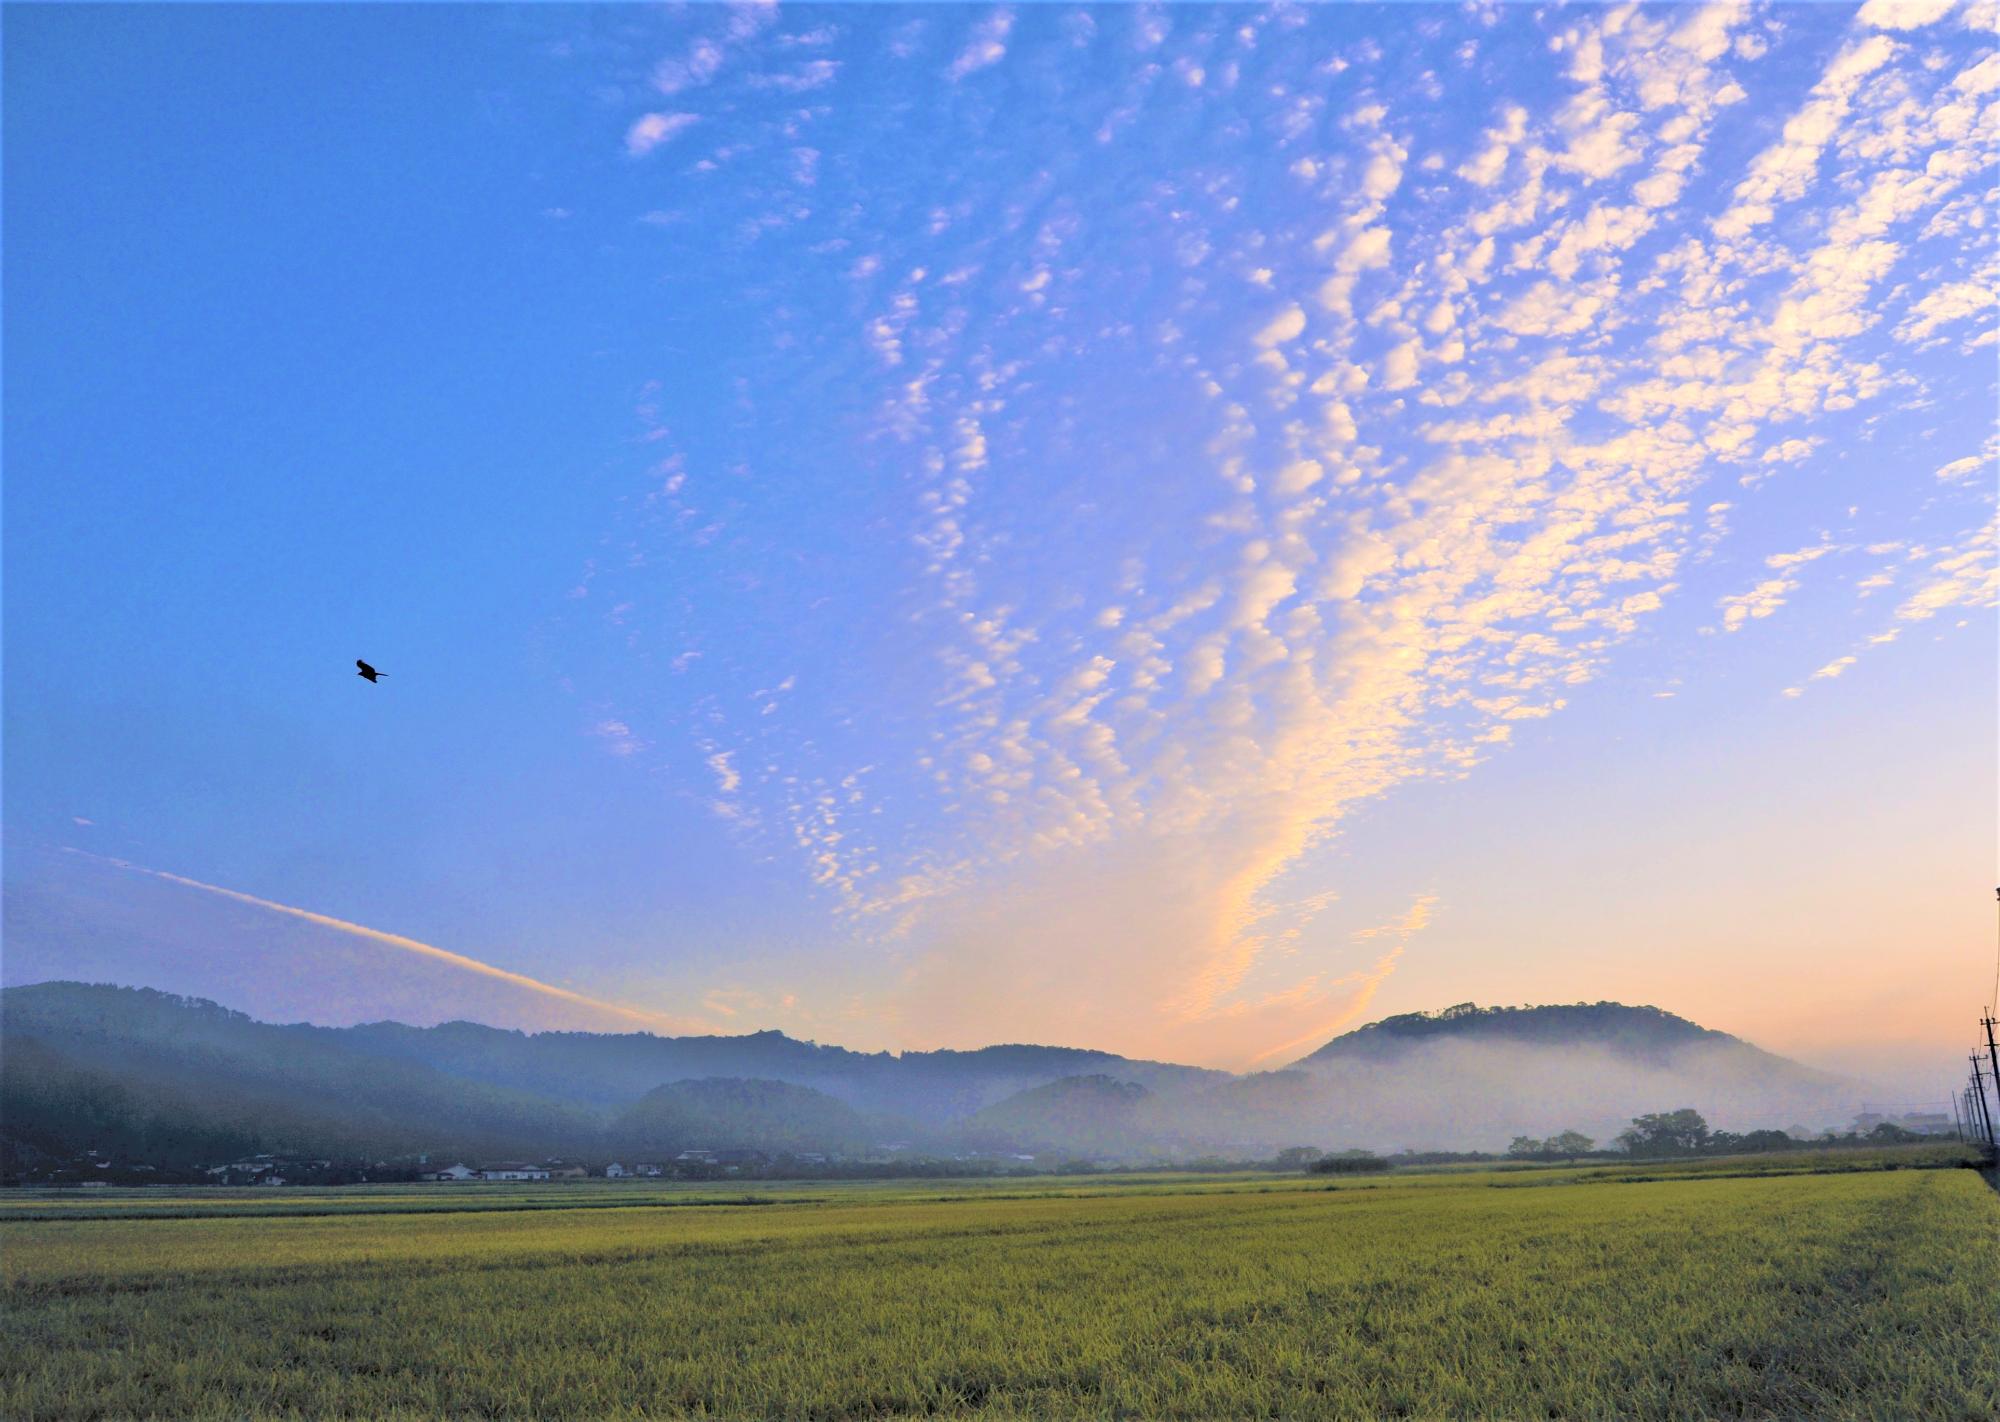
[1970,1056,1997,1149]
[1983,1014,2000,1129]
[1952,1093,1966,1142]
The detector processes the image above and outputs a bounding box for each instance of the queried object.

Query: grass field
[6,1151,1997,1419]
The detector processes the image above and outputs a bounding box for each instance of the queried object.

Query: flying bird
[356,659,384,683]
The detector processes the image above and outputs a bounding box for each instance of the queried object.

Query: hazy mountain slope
[1,984,601,1164]
[1136,1071,1334,1155]
[613,1078,877,1155]
[962,1074,1155,1156]
[344,1020,1224,1122]
[1,1035,263,1168]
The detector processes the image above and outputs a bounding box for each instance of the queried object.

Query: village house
[478,1164,551,1181]
[604,1162,628,1178]
[420,1164,478,1182]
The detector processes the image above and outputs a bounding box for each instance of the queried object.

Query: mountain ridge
[2,981,1858,1167]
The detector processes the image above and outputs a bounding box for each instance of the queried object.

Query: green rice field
[5,1149,1997,1419]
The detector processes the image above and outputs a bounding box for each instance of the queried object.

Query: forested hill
[1291,1001,1808,1072]
[0,981,1222,1144]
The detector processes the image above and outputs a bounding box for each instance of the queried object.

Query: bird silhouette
[356,659,384,683]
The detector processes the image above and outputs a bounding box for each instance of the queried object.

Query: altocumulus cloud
[561,3,1997,1065]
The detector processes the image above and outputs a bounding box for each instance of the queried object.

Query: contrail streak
[63,848,705,1034]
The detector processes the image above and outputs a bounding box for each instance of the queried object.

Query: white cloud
[1762,439,1820,466]
[654,39,726,95]
[1381,339,1420,390]
[1895,280,1997,344]
[1714,35,1899,239]
[1494,279,1613,337]
[625,112,699,158]
[1360,142,1406,202]
[753,60,843,94]
[1456,104,1525,186]
[1555,97,1645,180]
[1632,171,1684,208]
[1273,459,1325,496]
[1254,305,1307,347]
[1544,204,1656,280]
[946,9,1015,81]
[1856,0,1958,29]
[1766,544,1834,571]
[1719,578,1800,630]
[1956,53,2000,97]
[1893,519,2000,625]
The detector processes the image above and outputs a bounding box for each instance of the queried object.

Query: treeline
[1506,1108,1936,1163]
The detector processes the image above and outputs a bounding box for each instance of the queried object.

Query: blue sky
[5,2,1995,1090]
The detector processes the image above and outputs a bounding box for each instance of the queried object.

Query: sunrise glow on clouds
[4,2,1994,1078]
[557,2,1997,1062]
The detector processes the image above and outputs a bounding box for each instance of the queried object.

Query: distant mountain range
[0,982,1858,1171]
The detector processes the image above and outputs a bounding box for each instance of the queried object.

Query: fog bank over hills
[2,983,1874,1168]
[1245,1002,1858,1153]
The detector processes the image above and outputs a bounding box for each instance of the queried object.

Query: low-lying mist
[1130,1040,1858,1156]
